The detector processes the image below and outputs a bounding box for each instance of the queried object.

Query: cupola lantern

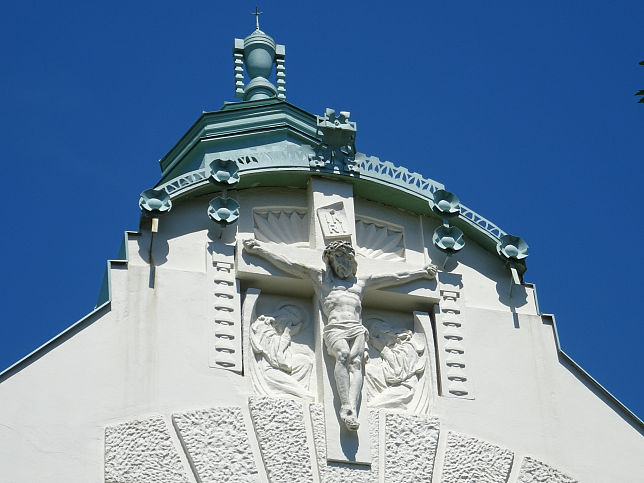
[233,8,286,101]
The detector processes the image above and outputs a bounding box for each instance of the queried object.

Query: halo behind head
[275,304,305,325]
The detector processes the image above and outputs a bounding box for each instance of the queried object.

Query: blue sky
[1,2,642,418]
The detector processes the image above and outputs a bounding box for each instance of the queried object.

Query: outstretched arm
[364,264,437,290]
[243,239,319,280]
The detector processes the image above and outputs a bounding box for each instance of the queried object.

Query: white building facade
[0,24,642,483]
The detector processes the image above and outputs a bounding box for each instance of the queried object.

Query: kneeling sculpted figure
[244,238,437,431]
[365,319,428,413]
[250,304,314,400]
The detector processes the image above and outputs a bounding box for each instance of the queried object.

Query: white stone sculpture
[365,318,429,413]
[317,202,351,239]
[104,417,190,483]
[253,208,308,246]
[249,304,314,399]
[355,218,405,261]
[249,397,315,482]
[243,238,437,431]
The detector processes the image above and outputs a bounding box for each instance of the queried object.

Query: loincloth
[323,319,369,353]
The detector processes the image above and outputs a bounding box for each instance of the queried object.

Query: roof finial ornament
[251,6,263,31]
[233,11,286,101]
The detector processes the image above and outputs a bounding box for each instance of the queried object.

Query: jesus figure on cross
[243,238,437,431]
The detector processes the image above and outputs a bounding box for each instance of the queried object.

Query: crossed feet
[340,406,360,431]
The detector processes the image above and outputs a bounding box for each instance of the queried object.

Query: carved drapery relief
[249,305,314,400]
[365,319,427,412]
[243,290,316,400]
[363,311,436,416]
[355,217,405,261]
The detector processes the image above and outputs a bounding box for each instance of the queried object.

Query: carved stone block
[384,413,440,483]
[172,407,259,483]
[317,201,352,240]
[441,432,513,483]
[104,416,189,483]
[249,397,314,483]
[517,456,577,483]
[253,208,308,246]
[310,402,379,483]
[355,217,405,261]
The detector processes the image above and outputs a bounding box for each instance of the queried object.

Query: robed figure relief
[243,239,437,431]
[365,318,431,415]
[249,304,314,400]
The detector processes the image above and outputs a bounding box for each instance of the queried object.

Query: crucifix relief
[237,177,440,464]
[243,238,437,431]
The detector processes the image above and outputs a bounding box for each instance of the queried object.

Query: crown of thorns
[322,240,355,262]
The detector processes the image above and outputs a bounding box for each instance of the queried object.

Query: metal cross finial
[251,6,263,30]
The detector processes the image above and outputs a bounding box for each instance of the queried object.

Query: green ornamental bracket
[430,189,461,224]
[208,159,240,186]
[208,196,240,226]
[139,188,172,233]
[139,188,173,280]
[207,159,240,230]
[433,225,466,254]
[430,189,465,268]
[139,188,172,216]
[496,234,529,291]
[309,108,359,174]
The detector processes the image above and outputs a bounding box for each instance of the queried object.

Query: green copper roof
[157,99,317,180]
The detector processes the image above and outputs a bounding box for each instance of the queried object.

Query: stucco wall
[0,185,641,482]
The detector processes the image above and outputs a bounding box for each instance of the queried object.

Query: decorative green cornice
[153,101,508,253]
